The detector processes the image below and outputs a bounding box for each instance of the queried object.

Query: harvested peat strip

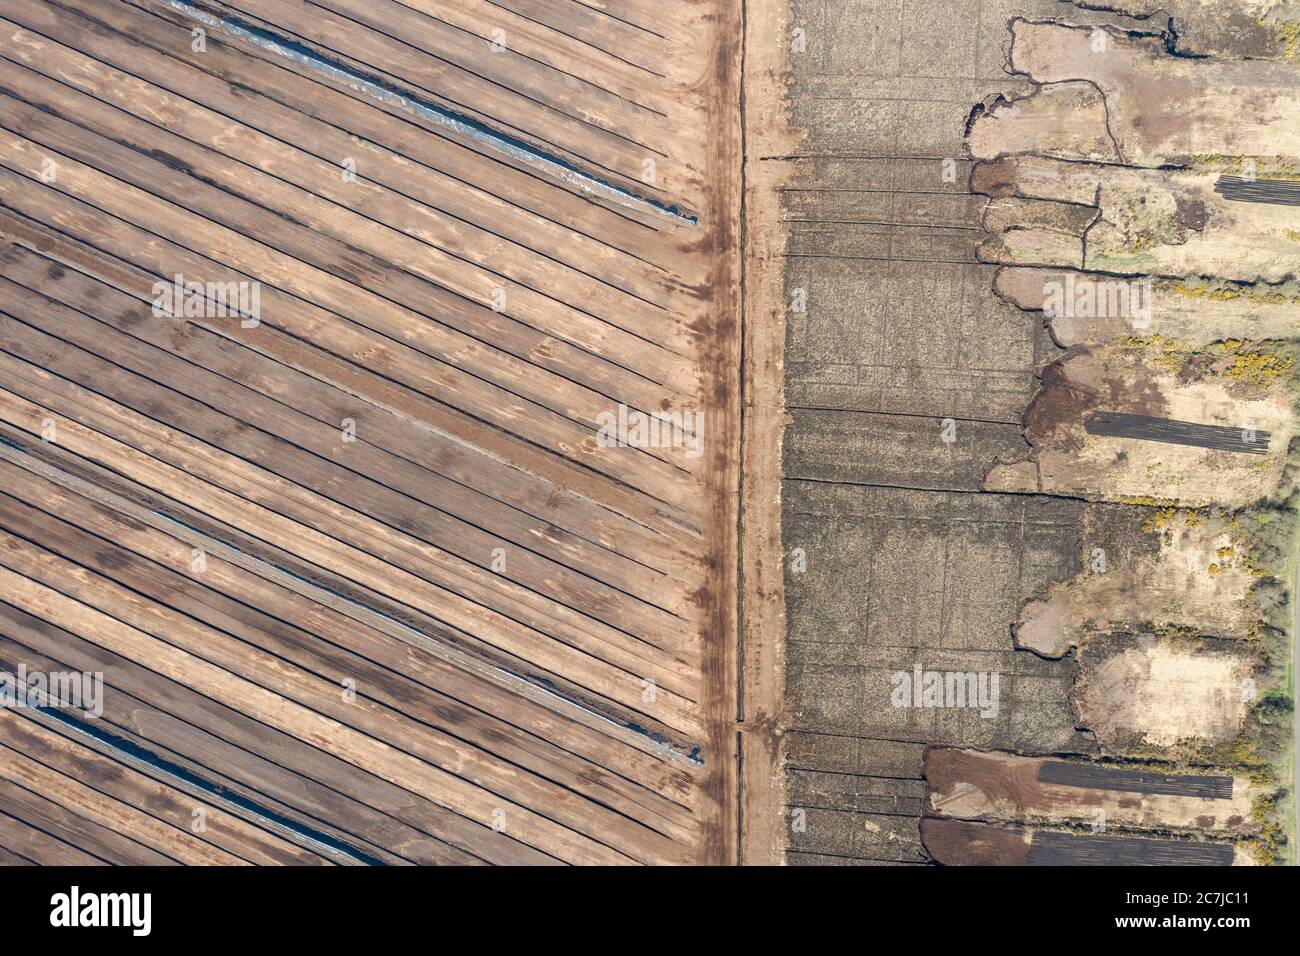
[1215,175,1300,207]
[1028,830,1236,866]
[1037,761,1234,800]
[1084,412,1270,455]
[922,818,1237,866]
[0,0,741,865]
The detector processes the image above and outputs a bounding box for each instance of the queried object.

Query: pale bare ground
[1074,638,1255,750]
[1017,510,1259,658]
[738,0,800,867]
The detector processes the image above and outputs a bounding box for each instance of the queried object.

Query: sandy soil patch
[1016,509,1260,657]
[1073,636,1256,750]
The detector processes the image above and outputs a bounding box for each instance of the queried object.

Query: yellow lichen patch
[1116,334,1195,375]
[1118,334,1194,352]
[1142,506,1179,534]
[1223,348,1295,387]
[1159,280,1244,302]
[1239,556,1271,580]
[1096,230,1161,260]
[1140,505,1209,536]
[1157,278,1300,307]
[1261,18,1300,60]
[1192,154,1300,179]
[1111,337,1295,386]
